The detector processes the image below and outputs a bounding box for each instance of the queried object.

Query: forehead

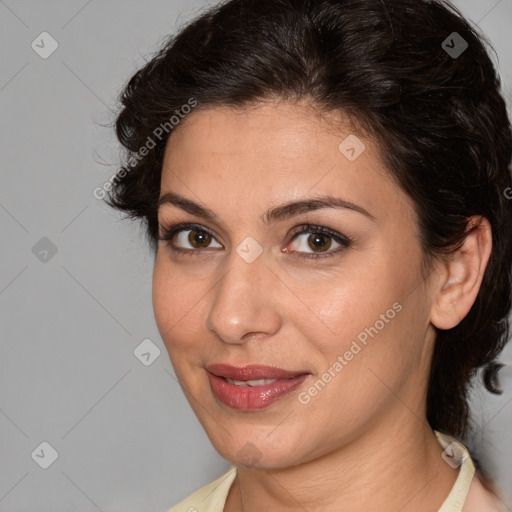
[166,101,357,160]
[160,101,413,225]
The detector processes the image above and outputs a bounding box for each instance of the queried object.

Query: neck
[224,413,460,512]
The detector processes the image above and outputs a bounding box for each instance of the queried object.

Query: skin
[152,99,496,511]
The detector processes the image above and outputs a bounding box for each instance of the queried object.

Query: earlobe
[430,216,492,330]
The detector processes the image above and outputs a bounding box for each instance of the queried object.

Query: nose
[205,245,282,345]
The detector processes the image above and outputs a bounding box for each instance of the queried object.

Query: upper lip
[206,363,310,380]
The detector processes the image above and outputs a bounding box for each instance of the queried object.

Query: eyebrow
[157,191,376,225]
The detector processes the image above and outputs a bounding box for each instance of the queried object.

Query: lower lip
[207,373,309,410]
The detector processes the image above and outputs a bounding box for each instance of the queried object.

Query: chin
[205,424,307,469]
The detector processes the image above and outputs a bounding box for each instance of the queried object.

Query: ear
[430,216,492,330]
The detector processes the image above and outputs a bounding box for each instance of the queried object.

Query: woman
[106,0,512,510]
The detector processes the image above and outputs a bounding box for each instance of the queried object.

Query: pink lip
[206,364,310,410]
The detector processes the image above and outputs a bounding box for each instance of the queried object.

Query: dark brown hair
[106,0,512,455]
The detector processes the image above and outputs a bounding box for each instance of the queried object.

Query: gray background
[0,1,511,511]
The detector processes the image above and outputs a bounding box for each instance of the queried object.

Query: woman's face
[153,100,438,468]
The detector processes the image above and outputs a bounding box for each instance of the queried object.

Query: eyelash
[156,222,353,259]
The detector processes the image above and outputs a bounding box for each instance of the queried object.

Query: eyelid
[284,224,352,258]
[288,224,352,246]
[157,222,216,242]
[157,221,352,258]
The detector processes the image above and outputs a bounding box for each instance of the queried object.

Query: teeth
[226,378,278,387]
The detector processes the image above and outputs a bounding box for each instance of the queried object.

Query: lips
[206,364,310,410]
[206,364,308,380]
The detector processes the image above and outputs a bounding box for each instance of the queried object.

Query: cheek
[152,255,193,351]
[298,255,424,391]
[291,260,397,355]
[152,255,172,337]
[152,252,215,367]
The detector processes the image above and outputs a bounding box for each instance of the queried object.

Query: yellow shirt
[169,430,475,512]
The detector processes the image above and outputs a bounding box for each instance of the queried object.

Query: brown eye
[188,229,212,248]
[158,223,223,253]
[286,224,352,259]
[174,228,222,250]
[290,230,343,255]
[307,233,332,252]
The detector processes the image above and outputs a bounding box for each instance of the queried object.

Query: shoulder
[167,466,237,512]
[463,473,508,512]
